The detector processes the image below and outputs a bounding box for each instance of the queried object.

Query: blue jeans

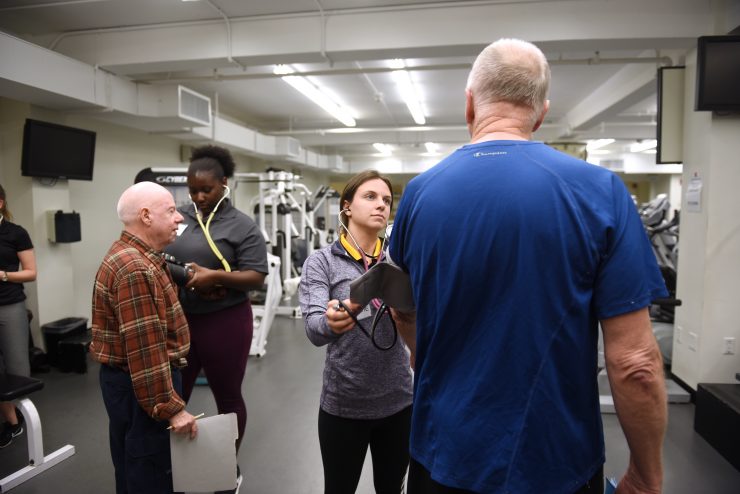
[100,364,182,494]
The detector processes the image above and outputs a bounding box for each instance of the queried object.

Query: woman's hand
[184,262,227,300]
[326,299,361,335]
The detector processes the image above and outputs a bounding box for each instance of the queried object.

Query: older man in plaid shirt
[91,181,199,494]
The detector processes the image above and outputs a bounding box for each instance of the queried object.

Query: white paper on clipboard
[170,413,238,492]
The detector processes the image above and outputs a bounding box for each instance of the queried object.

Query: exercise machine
[235,170,337,318]
[0,375,75,492]
[249,253,282,357]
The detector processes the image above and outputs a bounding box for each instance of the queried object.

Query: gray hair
[116,181,170,225]
[466,38,550,122]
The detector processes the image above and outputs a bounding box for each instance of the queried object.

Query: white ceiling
[0,0,732,172]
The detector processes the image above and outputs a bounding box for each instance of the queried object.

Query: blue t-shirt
[389,140,667,493]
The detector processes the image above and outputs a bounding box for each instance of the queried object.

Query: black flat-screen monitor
[695,35,740,111]
[21,119,96,181]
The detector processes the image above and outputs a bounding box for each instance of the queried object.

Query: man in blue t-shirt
[390,38,668,494]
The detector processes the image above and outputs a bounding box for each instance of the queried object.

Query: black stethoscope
[335,208,398,351]
[335,299,397,351]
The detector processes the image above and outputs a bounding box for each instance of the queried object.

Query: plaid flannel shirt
[90,231,190,420]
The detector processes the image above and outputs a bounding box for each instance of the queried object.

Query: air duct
[0,31,345,172]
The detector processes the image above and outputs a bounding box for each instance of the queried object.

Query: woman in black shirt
[0,183,37,449]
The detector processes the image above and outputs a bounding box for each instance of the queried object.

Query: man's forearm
[608,348,666,490]
[602,309,667,492]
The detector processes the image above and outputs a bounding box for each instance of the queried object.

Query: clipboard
[170,413,238,492]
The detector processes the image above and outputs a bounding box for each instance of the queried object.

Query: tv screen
[21,119,96,181]
[695,35,740,111]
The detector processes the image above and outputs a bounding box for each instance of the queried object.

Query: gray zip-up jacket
[299,241,413,419]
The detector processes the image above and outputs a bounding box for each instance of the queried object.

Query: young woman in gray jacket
[299,170,413,494]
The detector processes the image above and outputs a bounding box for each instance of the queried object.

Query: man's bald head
[117,182,171,225]
[467,38,550,127]
[116,181,183,251]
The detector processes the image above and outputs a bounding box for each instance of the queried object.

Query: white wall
[65,117,183,320]
[672,49,740,389]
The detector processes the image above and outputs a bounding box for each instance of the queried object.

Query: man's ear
[140,207,152,226]
[465,89,475,127]
[532,99,550,133]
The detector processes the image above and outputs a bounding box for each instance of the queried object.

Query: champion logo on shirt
[473,151,508,158]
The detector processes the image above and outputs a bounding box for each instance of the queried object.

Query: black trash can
[41,317,88,368]
[58,330,92,374]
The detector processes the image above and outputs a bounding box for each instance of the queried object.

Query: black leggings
[408,457,604,494]
[318,406,412,494]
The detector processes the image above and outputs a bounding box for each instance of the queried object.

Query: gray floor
[2,315,739,494]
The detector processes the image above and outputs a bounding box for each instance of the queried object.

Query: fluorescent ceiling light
[422,142,440,156]
[274,65,356,127]
[588,149,611,155]
[389,59,426,125]
[586,138,615,152]
[373,143,392,156]
[630,139,657,153]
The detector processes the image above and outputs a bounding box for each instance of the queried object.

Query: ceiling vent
[178,86,212,127]
[275,136,302,158]
[326,155,344,172]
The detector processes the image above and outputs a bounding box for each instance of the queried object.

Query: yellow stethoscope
[192,185,232,272]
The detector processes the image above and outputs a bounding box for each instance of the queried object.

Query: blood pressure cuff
[349,262,415,312]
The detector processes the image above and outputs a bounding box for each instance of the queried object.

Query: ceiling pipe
[314,0,333,66]
[268,124,487,135]
[354,61,397,125]
[46,0,592,51]
[0,0,109,12]
[136,55,672,84]
[204,0,247,71]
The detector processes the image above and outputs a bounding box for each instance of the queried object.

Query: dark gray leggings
[0,301,30,377]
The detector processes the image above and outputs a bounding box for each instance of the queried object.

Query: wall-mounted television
[695,35,740,112]
[21,119,96,181]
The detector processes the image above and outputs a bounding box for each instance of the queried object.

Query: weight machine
[233,170,338,318]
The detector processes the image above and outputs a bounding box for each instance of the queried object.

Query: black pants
[318,405,412,494]
[100,364,182,494]
[408,457,604,494]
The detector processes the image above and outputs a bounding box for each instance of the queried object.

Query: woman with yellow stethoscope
[299,170,413,494]
[165,145,268,493]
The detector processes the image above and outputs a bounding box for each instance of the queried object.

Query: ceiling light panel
[389,59,426,125]
[586,138,615,151]
[630,139,657,153]
[274,64,356,127]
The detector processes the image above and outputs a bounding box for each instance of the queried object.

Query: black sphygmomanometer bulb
[163,253,193,287]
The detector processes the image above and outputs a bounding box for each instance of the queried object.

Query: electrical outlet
[675,325,683,344]
[723,337,736,355]
[688,332,698,352]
